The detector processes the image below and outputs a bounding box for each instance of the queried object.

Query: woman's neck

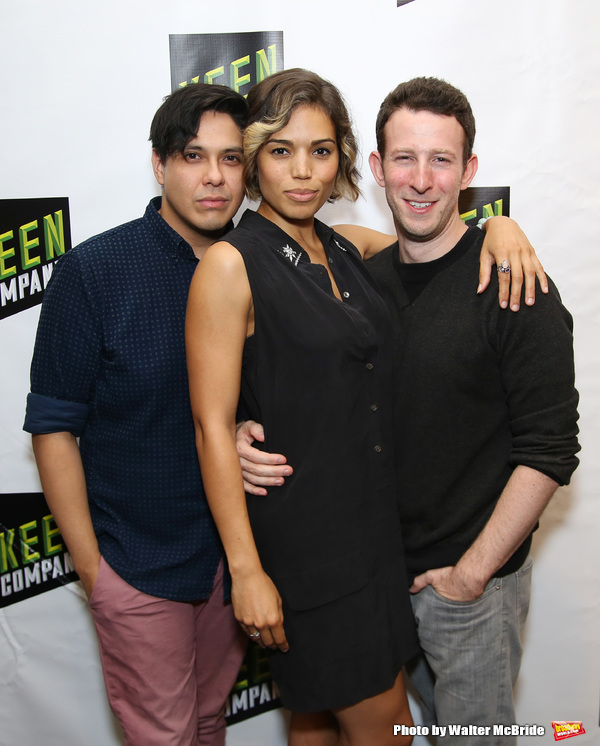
[257,201,341,299]
[257,202,322,254]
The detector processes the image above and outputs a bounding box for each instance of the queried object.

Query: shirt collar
[144,196,234,261]
[391,226,481,277]
[237,209,344,265]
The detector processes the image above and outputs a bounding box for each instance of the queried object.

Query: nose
[291,151,310,179]
[410,160,433,194]
[202,158,225,186]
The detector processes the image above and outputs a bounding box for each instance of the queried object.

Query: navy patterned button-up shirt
[24,198,225,601]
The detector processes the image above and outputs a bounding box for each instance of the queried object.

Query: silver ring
[249,631,261,639]
[497,260,511,274]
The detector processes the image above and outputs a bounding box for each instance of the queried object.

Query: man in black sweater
[363,78,579,743]
[240,78,580,743]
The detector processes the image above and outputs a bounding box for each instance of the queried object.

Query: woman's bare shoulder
[332,224,396,259]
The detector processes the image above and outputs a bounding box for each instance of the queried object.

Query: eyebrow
[388,147,456,157]
[266,138,336,147]
[184,145,244,154]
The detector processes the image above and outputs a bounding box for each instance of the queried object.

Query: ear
[460,153,478,190]
[152,149,166,187]
[369,150,386,187]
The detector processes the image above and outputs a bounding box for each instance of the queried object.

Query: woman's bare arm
[333,224,395,260]
[186,241,288,652]
[335,218,548,311]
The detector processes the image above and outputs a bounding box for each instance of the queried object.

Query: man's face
[152,111,245,251]
[369,107,477,250]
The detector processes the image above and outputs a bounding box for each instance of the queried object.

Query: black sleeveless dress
[227,210,418,712]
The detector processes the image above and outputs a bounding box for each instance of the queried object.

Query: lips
[406,200,434,212]
[197,196,228,208]
[285,190,318,202]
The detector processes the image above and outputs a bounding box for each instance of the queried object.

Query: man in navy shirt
[25,83,248,745]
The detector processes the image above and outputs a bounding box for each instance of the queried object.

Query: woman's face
[256,105,339,226]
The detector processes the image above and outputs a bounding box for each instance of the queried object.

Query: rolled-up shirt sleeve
[24,393,89,436]
[24,248,101,436]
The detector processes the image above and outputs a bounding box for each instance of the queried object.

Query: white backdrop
[1,1,598,744]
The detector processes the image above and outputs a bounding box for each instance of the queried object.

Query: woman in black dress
[186,69,543,746]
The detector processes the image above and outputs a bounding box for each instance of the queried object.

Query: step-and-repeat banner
[1,2,598,744]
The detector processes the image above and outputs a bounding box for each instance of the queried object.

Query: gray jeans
[407,557,533,746]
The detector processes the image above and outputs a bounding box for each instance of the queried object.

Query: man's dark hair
[150,83,248,163]
[375,77,476,166]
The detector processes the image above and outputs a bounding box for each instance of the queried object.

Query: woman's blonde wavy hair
[243,68,361,203]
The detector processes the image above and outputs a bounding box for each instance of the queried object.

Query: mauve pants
[89,557,247,746]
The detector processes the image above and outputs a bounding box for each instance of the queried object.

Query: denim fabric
[407,558,533,746]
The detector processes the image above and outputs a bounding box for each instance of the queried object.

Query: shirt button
[366,362,374,370]
[370,404,378,412]
[374,445,382,453]
[328,257,334,264]
[343,291,350,298]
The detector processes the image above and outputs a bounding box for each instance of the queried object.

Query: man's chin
[404,230,440,244]
[200,225,229,238]
[195,220,234,239]
[396,220,441,244]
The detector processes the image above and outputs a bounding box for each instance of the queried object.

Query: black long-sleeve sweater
[366,227,580,577]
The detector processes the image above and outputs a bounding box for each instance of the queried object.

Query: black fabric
[366,227,579,578]
[226,210,419,711]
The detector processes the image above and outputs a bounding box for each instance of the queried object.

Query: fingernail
[282,468,290,476]
[476,284,483,294]
[511,304,520,312]
[500,300,508,309]
[276,458,285,464]
[526,297,534,306]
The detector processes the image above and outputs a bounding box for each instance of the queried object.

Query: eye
[184,151,202,162]
[314,147,332,157]
[270,147,289,156]
[223,154,242,164]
